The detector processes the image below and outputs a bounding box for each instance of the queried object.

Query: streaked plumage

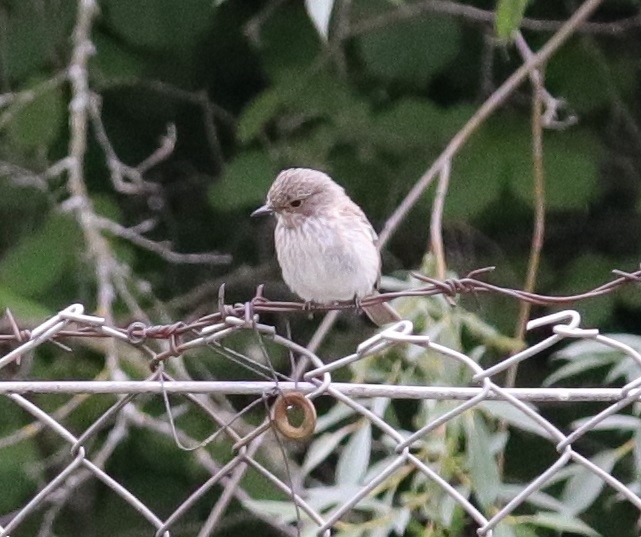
[252,168,399,325]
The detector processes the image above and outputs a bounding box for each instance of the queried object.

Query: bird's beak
[251,204,274,218]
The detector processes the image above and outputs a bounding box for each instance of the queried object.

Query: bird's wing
[337,200,383,288]
[338,202,378,243]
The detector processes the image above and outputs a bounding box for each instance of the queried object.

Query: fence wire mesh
[1,269,641,537]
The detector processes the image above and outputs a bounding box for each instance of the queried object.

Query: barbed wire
[1,265,639,352]
[2,288,641,536]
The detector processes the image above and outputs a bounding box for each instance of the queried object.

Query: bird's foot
[302,300,317,320]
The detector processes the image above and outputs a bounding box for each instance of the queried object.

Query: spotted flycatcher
[252,168,400,325]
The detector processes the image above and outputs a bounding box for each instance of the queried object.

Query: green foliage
[2,1,75,83]
[247,262,610,536]
[0,399,41,513]
[6,79,65,152]
[547,40,637,113]
[554,254,618,327]
[495,0,530,41]
[258,2,323,80]
[357,6,462,87]
[0,441,39,512]
[0,213,80,305]
[450,115,600,219]
[102,0,213,53]
[93,32,149,81]
[209,150,277,210]
[0,285,50,319]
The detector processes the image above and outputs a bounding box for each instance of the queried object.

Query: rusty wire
[1,266,639,350]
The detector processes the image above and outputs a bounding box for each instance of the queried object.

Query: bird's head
[251,168,344,223]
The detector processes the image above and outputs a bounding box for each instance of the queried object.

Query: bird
[251,168,400,326]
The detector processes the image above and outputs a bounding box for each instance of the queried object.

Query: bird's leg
[303,300,316,320]
[352,294,363,313]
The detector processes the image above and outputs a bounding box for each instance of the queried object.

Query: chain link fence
[2,273,641,536]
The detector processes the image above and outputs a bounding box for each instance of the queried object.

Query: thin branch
[0,71,68,130]
[137,124,178,174]
[66,0,124,382]
[196,89,225,174]
[514,32,577,130]
[514,59,547,347]
[244,0,289,45]
[430,160,451,280]
[95,216,232,265]
[348,0,639,38]
[499,64,547,475]
[67,0,115,316]
[88,94,171,194]
[97,77,236,127]
[0,158,70,191]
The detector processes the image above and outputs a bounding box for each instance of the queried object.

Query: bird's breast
[274,217,380,302]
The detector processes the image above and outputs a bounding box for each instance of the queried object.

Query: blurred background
[1,0,641,536]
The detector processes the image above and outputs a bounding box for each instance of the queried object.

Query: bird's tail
[363,298,401,326]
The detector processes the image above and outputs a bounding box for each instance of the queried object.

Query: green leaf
[6,78,65,151]
[495,0,529,41]
[561,450,620,514]
[93,33,148,81]
[3,2,75,83]
[450,115,599,217]
[259,2,322,80]
[513,525,542,537]
[521,511,599,536]
[547,41,636,114]
[241,499,300,523]
[526,129,600,210]
[208,151,277,211]
[0,439,40,512]
[571,414,641,432]
[237,88,282,143]
[494,522,517,537]
[336,421,371,485]
[499,484,567,512]
[272,124,335,170]
[359,6,461,86]
[302,426,351,476]
[446,124,508,219]
[285,71,362,119]
[0,213,80,298]
[371,100,473,153]
[103,0,213,52]
[465,413,500,508]
[480,401,550,438]
[553,254,616,327]
[0,286,51,320]
[543,355,617,387]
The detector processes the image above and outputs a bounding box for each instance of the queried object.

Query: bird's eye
[290,199,302,208]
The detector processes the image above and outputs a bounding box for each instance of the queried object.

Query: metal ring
[272,392,316,440]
